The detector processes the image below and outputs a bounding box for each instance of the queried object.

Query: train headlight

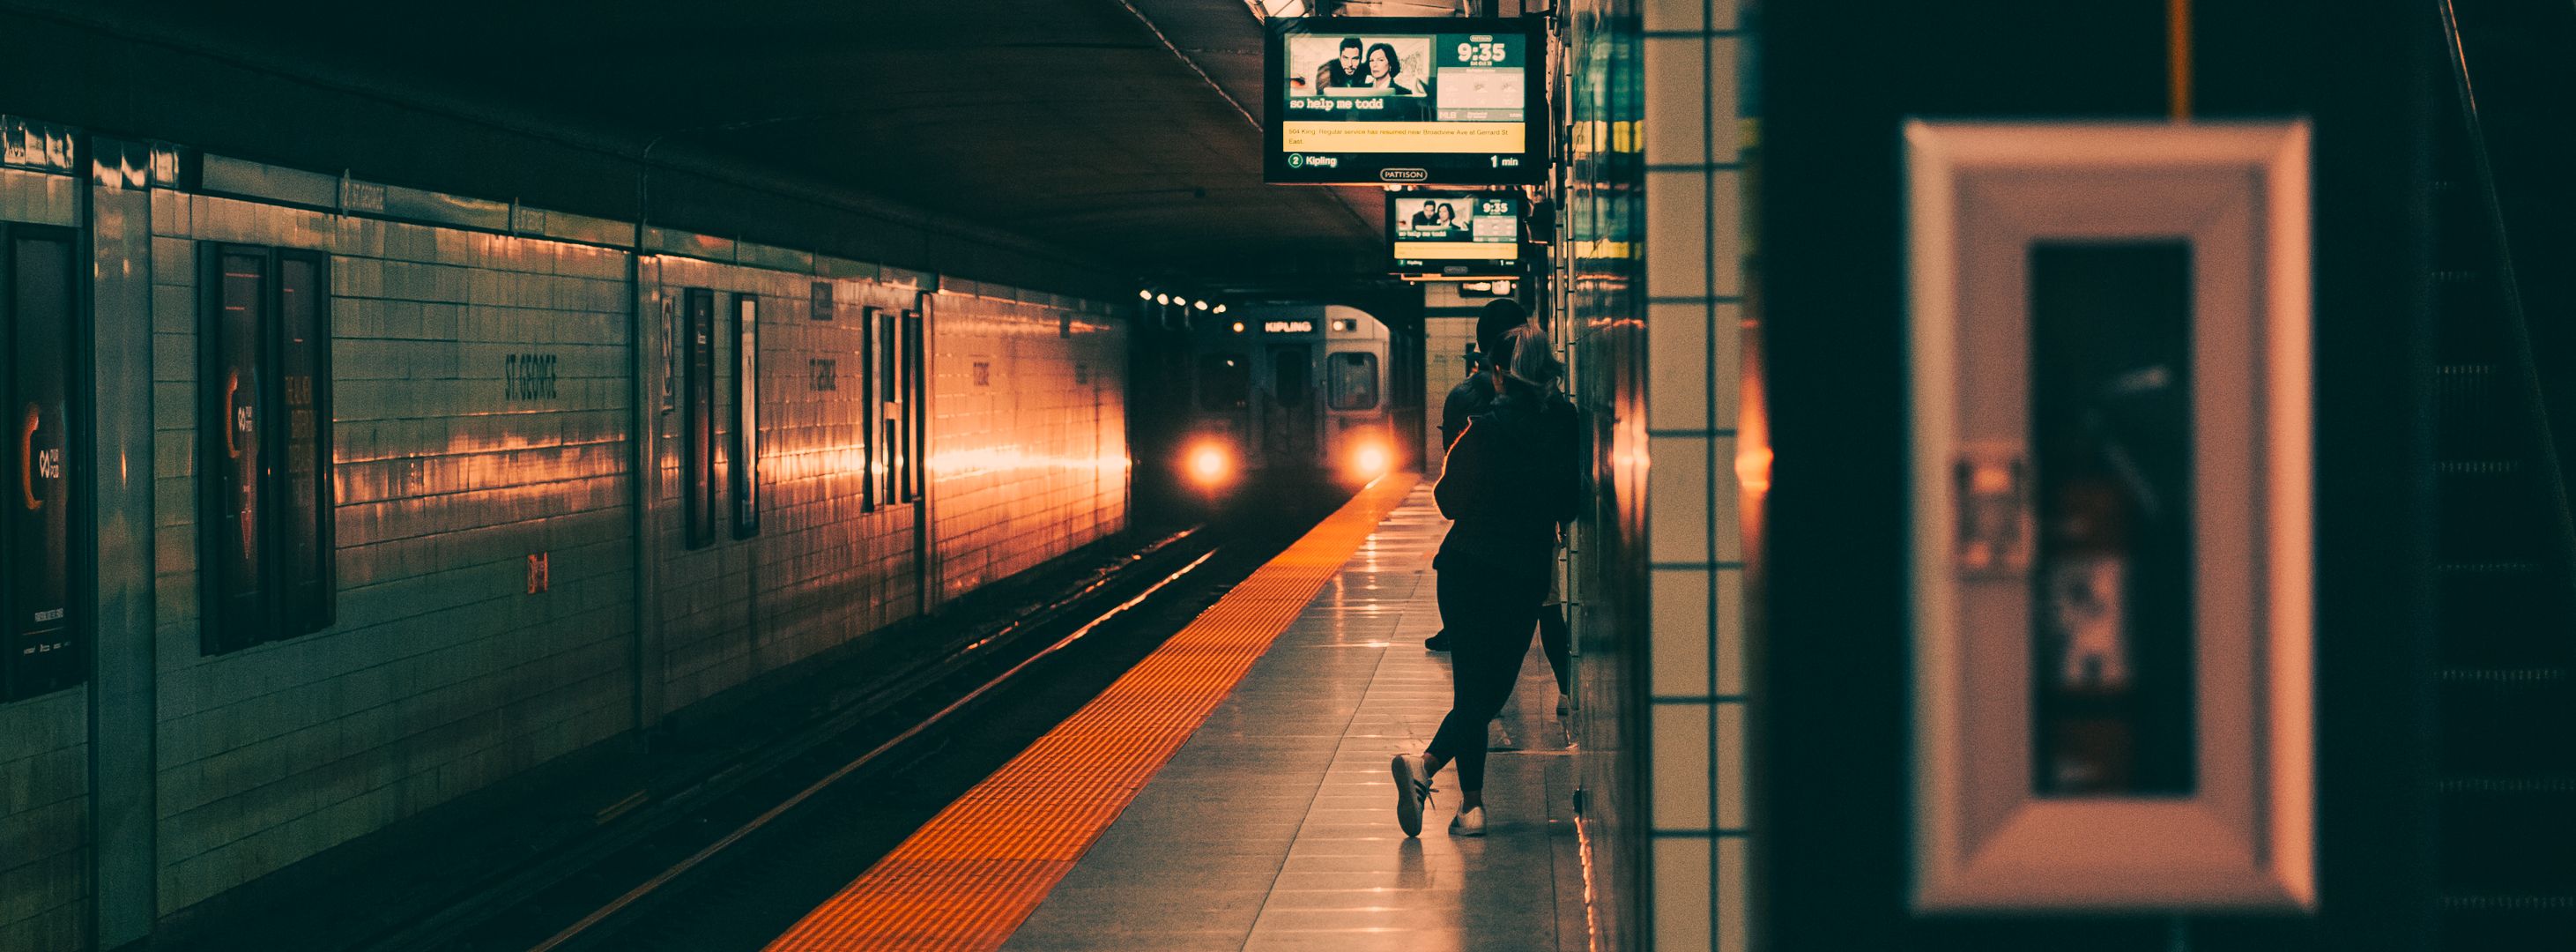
[1349,441,1390,480]
[1187,443,1233,487]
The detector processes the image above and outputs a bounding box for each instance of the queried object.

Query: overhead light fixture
[1139,289,1154,301]
[1155,293,1170,305]
[1212,304,1228,315]
[1193,300,1209,311]
[1230,322,1246,332]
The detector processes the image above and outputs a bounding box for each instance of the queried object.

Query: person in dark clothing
[1425,299,1538,652]
[1436,351,1491,453]
[1530,519,1575,718]
[1392,320,1581,837]
[1444,318,1576,707]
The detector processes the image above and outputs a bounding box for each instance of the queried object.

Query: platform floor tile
[1003,487,1587,952]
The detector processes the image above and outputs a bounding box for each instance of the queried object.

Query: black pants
[1437,569,1571,695]
[1429,568,1546,793]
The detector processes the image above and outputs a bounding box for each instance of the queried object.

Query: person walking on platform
[1394,319,1580,837]
[1425,299,1539,653]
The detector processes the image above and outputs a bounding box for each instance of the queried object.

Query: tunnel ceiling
[41,0,1389,290]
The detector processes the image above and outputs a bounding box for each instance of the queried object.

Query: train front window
[1327,352,1379,411]
[1199,353,1249,411]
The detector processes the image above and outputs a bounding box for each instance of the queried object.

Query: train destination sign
[1266,17,1548,185]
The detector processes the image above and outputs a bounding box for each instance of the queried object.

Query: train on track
[1176,303,1399,491]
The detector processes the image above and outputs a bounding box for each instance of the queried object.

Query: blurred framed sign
[1904,121,2314,911]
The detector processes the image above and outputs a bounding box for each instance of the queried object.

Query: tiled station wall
[0,139,1125,948]
[1639,0,1755,935]
[147,194,642,914]
[645,257,930,711]
[0,690,87,950]
[928,288,1127,599]
[1560,0,1754,948]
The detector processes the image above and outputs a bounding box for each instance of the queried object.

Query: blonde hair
[1500,320,1560,391]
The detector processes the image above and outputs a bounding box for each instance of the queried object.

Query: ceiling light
[1212,304,1227,314]
[1193,300,1209,310]
[1155,293,1170,305]
[1139,289,1154,301]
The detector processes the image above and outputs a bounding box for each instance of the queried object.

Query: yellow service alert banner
[1281,122,1526,154]
[1392,242,1518,260]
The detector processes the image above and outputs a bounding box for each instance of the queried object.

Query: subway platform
[768,479,1590,951]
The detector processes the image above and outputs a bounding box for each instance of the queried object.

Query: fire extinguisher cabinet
[1904,121,2316,912]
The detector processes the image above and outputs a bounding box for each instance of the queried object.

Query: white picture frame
[1905,121,2315,911]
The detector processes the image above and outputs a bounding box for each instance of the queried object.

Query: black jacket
[1439,374,1493,452]
[1434,378,1580,580]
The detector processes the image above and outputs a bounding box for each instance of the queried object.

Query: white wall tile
[1652,703,1711,829]
[1646,434,1710,563]
[1711,38,1746,162]
[1711,301,1744,425]
[1650,568,1711,696]
[1716,703,1746,829]
[1711,170,1746,297]
[1719,837,1749,952]
[1647,301,1711,431]
[1716,566,1746,695]
[1641,0,1704,33]
[1653,837,1715,949]
[1712,435,1741,562]
[1644,169,1708,299]
[1643,37,1708,167]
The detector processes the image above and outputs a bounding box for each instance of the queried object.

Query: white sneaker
[1390,754,1434,837]
[1450,805,1487,837]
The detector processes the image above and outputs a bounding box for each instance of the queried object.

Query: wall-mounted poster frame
[1905,121,2314,912]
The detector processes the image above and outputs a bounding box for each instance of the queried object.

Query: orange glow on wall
[1734,319,1771,495]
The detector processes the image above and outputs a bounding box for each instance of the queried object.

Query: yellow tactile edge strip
[764,474,1423,952]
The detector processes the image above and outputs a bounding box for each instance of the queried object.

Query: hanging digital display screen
[1386,190,1522,277]
[1265,17,1548,185]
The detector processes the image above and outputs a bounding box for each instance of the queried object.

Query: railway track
[336,482,1351,952]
